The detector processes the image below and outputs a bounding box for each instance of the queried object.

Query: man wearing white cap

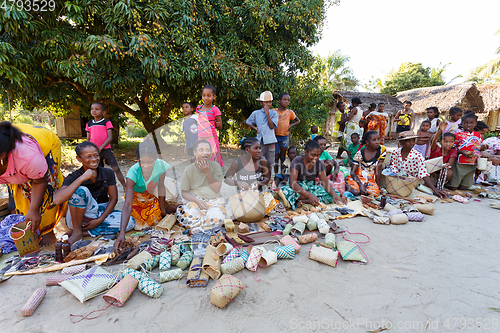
[246,91,279,170]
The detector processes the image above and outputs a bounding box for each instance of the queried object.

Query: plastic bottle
[55,235,63,262]
[62,235,71,260]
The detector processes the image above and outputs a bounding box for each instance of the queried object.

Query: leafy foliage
[316,50,358,91]
[0,0,335,134]
[379,62,445,96]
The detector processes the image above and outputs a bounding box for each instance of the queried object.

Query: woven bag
[159,268,183,283]
[103,274,138,307]
[228,190,265,222]
[187,257,209,287]
[138,276,163,298]
[176,251,194,270]
[298,233,318,244]
[121,268,146,281]
[9,215,40,257]
[210,274,244,309]
[425,156,443,174]
[280,235,301,253]
[385,175,419,197]
[244,246,263,272]
[258,251,277,268]
[159,251,171,272]
[202,245,222,280]
[275,245,295,259]
[308,244,339,268]
[60,266,119,303]
[221,257,245,275]
[20,288,46,317]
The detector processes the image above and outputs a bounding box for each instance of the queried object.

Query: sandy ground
[1,143,500,332]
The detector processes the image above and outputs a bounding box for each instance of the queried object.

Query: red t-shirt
[429,144,458,164]
[86,119,113,149]
[454,131,482,165]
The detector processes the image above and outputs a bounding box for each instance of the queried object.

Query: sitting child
[341,133,361,166]
[314,135,338,176]
[274,146,298,187]
[414,120,433,158]
[429,122,457,185]
[346,131,386,196]
[53,141,135,245]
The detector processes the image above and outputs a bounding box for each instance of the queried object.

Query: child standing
[196,85,223,166]
[274,146,298,187]
[447,113,484,190]
[246,91,279,171]
[444,107,463,134]
[424,107,441,133]
[310,125,319,140]
[414,120,433,158]
[366,103,388,145]
[273,92,301,174]
[85,102,126,189]
[181,102,198,163]
[335,101,348,159]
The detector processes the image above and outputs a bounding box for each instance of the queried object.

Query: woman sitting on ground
[346,131,386,196]
[281,140,347,209]
[53,141,135,245]
[387,131,447,198]
[176,139,227,231]
[224,137,271,190]
[0,122,65,246]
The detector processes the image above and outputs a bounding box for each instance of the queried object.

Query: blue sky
[310,0,500,90]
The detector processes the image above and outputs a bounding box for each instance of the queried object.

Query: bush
[126,124,148,138]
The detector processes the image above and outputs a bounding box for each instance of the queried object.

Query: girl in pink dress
[196,85,224,166]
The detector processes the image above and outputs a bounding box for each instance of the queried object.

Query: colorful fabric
[429,145,457,164]
[86,118,113,149]
[3,124,65,236]
[398,112,412,126]
[352,146,386,175]
[126,160,169,194]
[413,143,427,158]
[196,105,223,166]
[273,109,297,136]
[389,148,430,179]
[483,136,500,155]
[332,111,342,137]
[367,112,387,144]
[281,180,336,210]
[455,131,483,165]
[346,172,380,196]
[246,108,279,145]
[130,191,162,230]
[343,121,363,148]
[445,119,461,134]
[343,143,361,165]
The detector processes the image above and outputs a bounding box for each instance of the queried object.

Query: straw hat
[397,131,419,141]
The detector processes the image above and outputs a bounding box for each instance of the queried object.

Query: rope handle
[10,221,32,241]
[70,304,112,323]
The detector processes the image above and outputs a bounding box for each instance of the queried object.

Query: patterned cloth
[343,108,363,148]
[455,131,482,165]
[389,148,430,179]
[483,136,500,155]
[281,180,336,210]
[196,104,223,166]
[367,112,388,144]
[66,186,135,237]
[130,191,162,230]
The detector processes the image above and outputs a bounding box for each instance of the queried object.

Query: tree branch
[153,99,173,128]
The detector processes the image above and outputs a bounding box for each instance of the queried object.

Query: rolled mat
[103,274,138,307]
[170,244,181,265]
[127,251,153,270]
[389,213,409,225]
[138,276,164,298]
[61,264,87,276]
[245,246,263,272]
[202,245,222,280]
[159,251,171,272]
[20,288,46,317]
[308,244,339,268]
[275,245,295,259]
[159,268,183,283]
[307,218,318,231]
[222,248,240,264]
[415,203,434,215]
[258,251,277,268]
[46,274,73,286]
[325,233,336,249]
[291,221,306,234]
[210,274,244,309]
[176,251,194,270]
[452,195,469,204]
[298,233,318,244]
[282,224,293,236]
[280,235,301,253]
[140,255,160,272]
[121,268,146,281]
[221,257,245,275]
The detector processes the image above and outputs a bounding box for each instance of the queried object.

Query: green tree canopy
[380,62,445,96]
[317,50,358,91]
[0,0,334,133]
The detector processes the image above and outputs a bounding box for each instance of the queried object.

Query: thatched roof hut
[477,84,500,130]
[324,91,404,138]
[331,91,404,116]
[396,82,485,116]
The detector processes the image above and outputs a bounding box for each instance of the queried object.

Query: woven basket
[275,245,295,259]
[228,190,265,222]
[221,257,245,275]
[385,175,419,197]
[210,274,244,309]
[308,244,339,268]
[298,233,318,244]
[60,266,119,303]
[20,288,46,317]
[103,274,138,307]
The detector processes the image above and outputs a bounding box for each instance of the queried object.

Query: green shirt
[126,159,169,194]
[319,150,333,161]
[343,143,361,165]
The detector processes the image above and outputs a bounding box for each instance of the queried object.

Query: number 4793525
[1,0,56,11]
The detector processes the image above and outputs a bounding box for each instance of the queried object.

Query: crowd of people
[1,88,499,249]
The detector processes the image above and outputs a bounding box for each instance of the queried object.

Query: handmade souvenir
[292,215,308,223]
[425,156,443,174]
[406,212,424,222]
[159,268,183,283]
[186,257,209,287]
[325,233,336,248]
[103,274,138,307]
[237,223,250,233]
[210,274,244,309]
[308,244,339,267]
[258,251,277,268]
[245,246,263,272]
[228,190,265,222]
[61,264,87,276]
[336,238,368,263]
[140,255,160,272]
[138,276,164,298]
[222,248,240,264]
[20,288,46,316]
[60,266,119,303]
[224,219,235,232]
[46,274,73,286]
[240,249,250,263]
[280,235,301,253]
[121,268,146,281]
[415,203,434,215]
[9,215,40,257]
[202,245,222,280]
[385,175,419,197]
[176,251,194,270]
[317,219,329,234]
[291,221,306,234]
[126,251,152,270]
[170,244,181,265]
[274,245,295,259]
[389,213,409,225]
[307,218,318,231]
[298,233,318,244]
[221,257,245,274]
[282,224,293,236]
[159,251,171,272]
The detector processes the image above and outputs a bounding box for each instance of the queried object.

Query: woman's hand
[334,194,348,205]
[359,184,368,196]
[26,210,42,233]
[114,232,126,253]
[236,181,250,190]
[439,121,447,132]
[82,168,97,181]
[308,193,320,206]
[82,217,103,231]
[433,189,448,198]
[197,199,209,210]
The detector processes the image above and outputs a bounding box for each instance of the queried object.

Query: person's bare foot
[68,230,83,246]
[40,231,56,247]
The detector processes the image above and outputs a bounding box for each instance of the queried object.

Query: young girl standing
[444,107,463,134]
[197,85,223,166]
[424,107,441,133]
